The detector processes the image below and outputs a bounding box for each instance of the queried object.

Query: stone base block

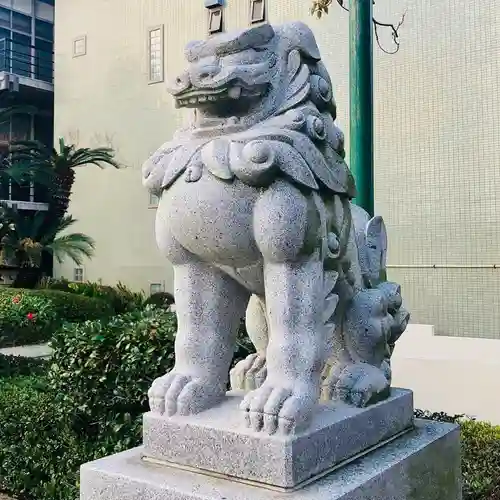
[143,388,414,488]
[80,419,461,500]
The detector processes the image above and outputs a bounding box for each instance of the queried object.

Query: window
[12,32,30,77]
[73,35,86,57]
[250,0,266,24]
[150,283,164,295]
[12,11,31,34]
[13,0,32,14]
[35,18,53,41]
[0,7,10,29]
[208,7,223,34]
[74,267,84,283]
[149,192,160,207]
[35,37,52,81]
[35,0,53,22]
[148,26,163,83]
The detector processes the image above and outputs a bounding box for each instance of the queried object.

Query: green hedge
[0,376,101,500]
[0,353,47,378]
[0,307,499,500]
[39,278,144,314]
[48,306,177,447]
[0,288,113,347]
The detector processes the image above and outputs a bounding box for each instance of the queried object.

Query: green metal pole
[349,0,374,216]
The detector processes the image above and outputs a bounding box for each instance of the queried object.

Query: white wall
[392,325,500,424]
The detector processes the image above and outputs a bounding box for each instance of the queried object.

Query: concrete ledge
[81,420,461,500]
[392,324,500,423]
[142,388,414,488]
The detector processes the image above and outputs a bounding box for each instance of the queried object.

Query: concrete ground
[0,343,52,358]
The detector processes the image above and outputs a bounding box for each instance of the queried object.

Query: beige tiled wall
[55,0,500,338]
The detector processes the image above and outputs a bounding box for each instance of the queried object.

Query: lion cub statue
[142,22,409,435]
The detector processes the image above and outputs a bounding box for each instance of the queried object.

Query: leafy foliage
[47,307,177,443]
[143,291,175,309]
[0,353,47,378]
[0,376,101,500]
[0,308,498,499]
[10,137,121,222]
[417,411,500,500]
[0,206,95,269]
[38,277,145,314]
[0,292,58,346]
[0,288,113,346]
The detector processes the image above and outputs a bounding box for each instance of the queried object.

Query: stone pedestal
[80,389,462,500]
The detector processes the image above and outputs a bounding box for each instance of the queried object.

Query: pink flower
[12,296,20,304]
[26,312,35,321]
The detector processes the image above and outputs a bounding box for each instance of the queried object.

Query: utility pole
[349,0,374,216]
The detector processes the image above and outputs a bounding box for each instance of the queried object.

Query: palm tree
[10,137,120,222]
[0,204,95,288]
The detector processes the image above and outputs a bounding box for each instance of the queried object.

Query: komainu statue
[142,22,409,435]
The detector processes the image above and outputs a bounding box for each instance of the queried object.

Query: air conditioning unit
[0,72,19,92]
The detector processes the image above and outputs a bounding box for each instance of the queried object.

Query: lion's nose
[172,71,191,89]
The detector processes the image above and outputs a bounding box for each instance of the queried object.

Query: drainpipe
[349,0,374,217]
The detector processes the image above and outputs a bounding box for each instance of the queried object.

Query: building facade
[54,0,500,340]
[0,0,54,283]
[0,0,54,203]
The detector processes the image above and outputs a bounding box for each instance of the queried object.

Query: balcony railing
[0,38,53,85]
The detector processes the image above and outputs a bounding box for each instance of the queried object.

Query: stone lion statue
[142,22,409,435]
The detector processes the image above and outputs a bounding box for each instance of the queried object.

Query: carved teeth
[229,86,242,99]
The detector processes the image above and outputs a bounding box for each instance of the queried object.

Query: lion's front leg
[240,181,326,435]
[149,234,249,416]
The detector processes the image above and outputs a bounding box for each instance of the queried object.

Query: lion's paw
[230,353,267,391]
[331,363,390,407]
[148,371,225,417]
[240,381,315,435]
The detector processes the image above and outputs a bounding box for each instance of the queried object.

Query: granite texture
[142,389,413,488]
[80,420,461,500]
[142,21,410,435]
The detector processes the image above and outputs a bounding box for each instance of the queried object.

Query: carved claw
[330,363,390,407]
[240,381,315,435]
[148,371,225,416]
[230,353,267,391]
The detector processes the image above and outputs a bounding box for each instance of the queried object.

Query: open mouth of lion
[175,83,268,118]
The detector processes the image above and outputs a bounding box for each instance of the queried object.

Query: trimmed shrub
[0,288,113,346]
[0,292,59,346]
[1,307,498,500]
[38,278,144,314]
[461,419,500,500]
[0,353,47,378]
[417,410,500,500]
[2,288,113,323]
[0,376,104,500]
[143,291,175,309]
[48,306,177,443]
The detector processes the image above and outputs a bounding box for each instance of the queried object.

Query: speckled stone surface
[142,21,411,436]
[142,389,413,488]
[80,419,461,500]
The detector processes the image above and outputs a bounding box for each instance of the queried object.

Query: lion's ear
[276,22,321,61]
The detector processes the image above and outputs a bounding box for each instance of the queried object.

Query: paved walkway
[0,343,52,358]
